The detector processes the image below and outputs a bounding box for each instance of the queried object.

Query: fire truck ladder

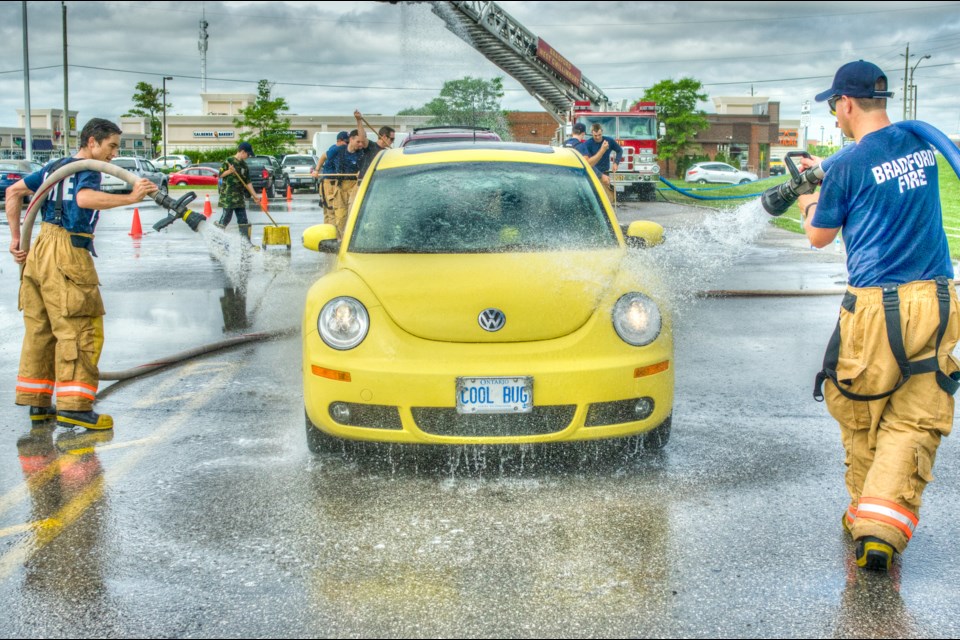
[428,1,609,124]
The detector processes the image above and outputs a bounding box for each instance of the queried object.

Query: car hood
[341,250,624,342]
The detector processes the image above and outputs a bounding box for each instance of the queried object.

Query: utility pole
[22,1,32,161]
[199,4,209,93]
[162,76,173,159]
[62,1,69,156]
[902,43,909,120]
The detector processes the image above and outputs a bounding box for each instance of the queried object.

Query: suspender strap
[814,277,957,402]
[46,158,71,225]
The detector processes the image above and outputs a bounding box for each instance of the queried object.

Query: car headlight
[318,297,369,350]
[612,293,661,346]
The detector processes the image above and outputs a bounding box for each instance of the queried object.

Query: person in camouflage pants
[217,141,258,241]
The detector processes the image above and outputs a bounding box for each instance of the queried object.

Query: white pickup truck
[99,157,168,194]
[281,154,319,193]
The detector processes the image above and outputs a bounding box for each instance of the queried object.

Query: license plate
[613,173,640,183]
[456,377,533,415]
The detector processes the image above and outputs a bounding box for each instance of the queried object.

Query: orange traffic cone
[129,208,143,238]
[203,193,213,218]
[260,188,269,211]
[286,184,292,201]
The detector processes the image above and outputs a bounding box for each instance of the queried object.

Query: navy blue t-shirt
[576,136,624,174]
[23,157,103,234]
[812,125,952,287]
[322,144,361,178]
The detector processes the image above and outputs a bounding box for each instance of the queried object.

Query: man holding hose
[5,117,156,431]
[797,61,959,571]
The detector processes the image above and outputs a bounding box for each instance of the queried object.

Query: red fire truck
[572,101,661,202]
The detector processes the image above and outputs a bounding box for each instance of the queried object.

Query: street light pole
[162,76,172,159]
[909,55,930,120]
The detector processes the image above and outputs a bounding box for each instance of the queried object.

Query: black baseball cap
[237,141,254,155]
[572,123,586,134]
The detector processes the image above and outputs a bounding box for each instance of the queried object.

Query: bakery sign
[193,130,236,139]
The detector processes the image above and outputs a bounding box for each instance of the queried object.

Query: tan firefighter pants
[825,279,960,552]
[322,178,357,237]
[15,223,105,413]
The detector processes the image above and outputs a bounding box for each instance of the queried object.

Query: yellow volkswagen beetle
[302,142,672,453]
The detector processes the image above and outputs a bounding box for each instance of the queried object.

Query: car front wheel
[739,178,751,184]
[305,411,346,454]
[696,178,707,184]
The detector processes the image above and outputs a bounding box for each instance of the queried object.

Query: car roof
[375,142,582,171]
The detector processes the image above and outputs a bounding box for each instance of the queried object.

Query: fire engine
[417,1,663,202]
[572,100,661,202]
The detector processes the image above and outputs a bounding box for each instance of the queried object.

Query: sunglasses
[828,95,841,116]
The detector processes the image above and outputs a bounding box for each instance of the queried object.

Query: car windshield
[283,157,315,166]
[350,161,617,254]
[618,116,657,139]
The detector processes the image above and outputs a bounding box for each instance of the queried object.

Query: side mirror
[303,223,339,253]
[623,220,665,248]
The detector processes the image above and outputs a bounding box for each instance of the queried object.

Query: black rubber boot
[855,536,895,571]
[57,410,114,431]
[29,405,57,422]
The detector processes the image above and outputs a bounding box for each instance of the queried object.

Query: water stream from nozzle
[625,199,771,326]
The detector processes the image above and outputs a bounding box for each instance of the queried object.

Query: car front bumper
[303,309,673,446]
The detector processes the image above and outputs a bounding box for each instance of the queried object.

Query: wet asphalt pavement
[1,189,959,638]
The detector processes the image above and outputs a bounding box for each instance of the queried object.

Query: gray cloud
[1,1,958,144]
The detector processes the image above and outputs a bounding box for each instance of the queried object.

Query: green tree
[399,76,510,139]
[233,80,295,157]
[124,81,170,156]
[639,78,709,177]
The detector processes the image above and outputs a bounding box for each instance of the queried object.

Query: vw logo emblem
[478,308,506,332]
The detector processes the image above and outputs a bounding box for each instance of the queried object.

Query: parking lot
[1,191,959,637]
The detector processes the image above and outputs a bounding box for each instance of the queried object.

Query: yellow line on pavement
[0,361,238,582]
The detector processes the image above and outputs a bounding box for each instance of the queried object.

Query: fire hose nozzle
[152,191,205,232]
[760,151,825,217]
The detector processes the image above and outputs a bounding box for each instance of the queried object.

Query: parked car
[0,159,43,201]
[281,154,319,192]
[169,166,219,186]
[685,162,758,185]
[100,157,168,194]
[400,126,501,147]
[246,155,286,197]
[153,155,192,170]
[769,157,786,176]
[300,142,672,455]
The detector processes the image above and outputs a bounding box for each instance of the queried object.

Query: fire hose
[18,158,206,258]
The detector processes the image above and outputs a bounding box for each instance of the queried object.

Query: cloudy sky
[1,0,958,145]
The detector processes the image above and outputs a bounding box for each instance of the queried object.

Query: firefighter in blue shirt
[5,118,156,431]
[798,61,959,571]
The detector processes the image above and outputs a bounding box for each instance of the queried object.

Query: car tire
[739,179,751,185]
[267,181,276,199]
[175,180,187,186]
[640,415,672,451]
[159,181,168,194]
[696,178,707,184]
[305,411,346,454]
